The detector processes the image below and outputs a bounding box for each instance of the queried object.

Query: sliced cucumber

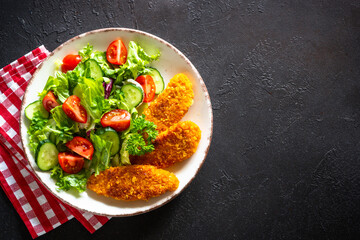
[121,80,144,109]
[25,100,49,120]
[35,140,59,171]
[95,127,120,156]
[84,59,103,80]
[147,67,164,94]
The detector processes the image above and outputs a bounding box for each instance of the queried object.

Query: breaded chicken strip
[131,121,201,169]
[87,165,179,201]
[144,73,194,132]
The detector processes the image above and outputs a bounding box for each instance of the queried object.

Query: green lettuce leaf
[89,133,112,176]
[27,112,49,152]
[77,42,160,84]
[75,77,108,120]
[113,41,160,84]
[78,43,93,61]
[92,51,112,73]
[66,62,85,94]
[51,106,74,128]
[39,72,70,103]
[78,43,113,76]
[51,166,88,192]
[48,106,76,144]
[106,88,128,111]
[119,134,131,166]
[126,41,160,78]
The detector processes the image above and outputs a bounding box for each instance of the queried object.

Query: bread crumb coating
[144,73,194,132]
[87,165,179,201]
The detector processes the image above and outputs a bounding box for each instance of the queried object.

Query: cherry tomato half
[66,136,94,160]
[100,109,131,132]
[106,39,127,65]
[61,54,81,73]
[58,152,84,174]
[135,75,156,102]
[42,91,60,112]
[62,95,87,123]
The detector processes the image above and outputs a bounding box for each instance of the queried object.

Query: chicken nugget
[131,121,201,169]
[87,165,179,201]
[144,73,194,132]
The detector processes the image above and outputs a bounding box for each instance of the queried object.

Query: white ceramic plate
[20,28,213,217]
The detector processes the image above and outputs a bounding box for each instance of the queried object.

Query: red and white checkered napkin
[0,46,110,238]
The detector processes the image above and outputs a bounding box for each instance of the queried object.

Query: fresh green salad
[25,39,165,192]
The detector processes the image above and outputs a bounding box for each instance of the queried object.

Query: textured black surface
[1,0,360,239]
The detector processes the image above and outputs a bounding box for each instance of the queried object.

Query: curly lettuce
[51,166,88,193]
[27,112,49,152]
[39,72,70,103]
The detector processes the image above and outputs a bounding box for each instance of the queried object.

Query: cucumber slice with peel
[25,100,49,120]
[35,140,59,171]
[95,127,121,156]
[84,59,103,80]
[147,67,164,94]
[121,80,144,109]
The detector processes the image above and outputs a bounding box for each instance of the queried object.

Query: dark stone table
[1,0,359,239]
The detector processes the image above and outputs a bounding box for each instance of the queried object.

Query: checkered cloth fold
[0,46,110,238]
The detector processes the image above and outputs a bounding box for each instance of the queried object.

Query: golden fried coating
[144,73,194,132]
[131,121,201,169]
[87,165,179,201]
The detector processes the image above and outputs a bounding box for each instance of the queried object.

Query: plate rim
[19,27,213,217]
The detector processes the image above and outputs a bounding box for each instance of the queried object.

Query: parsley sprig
[126,115,158,156]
